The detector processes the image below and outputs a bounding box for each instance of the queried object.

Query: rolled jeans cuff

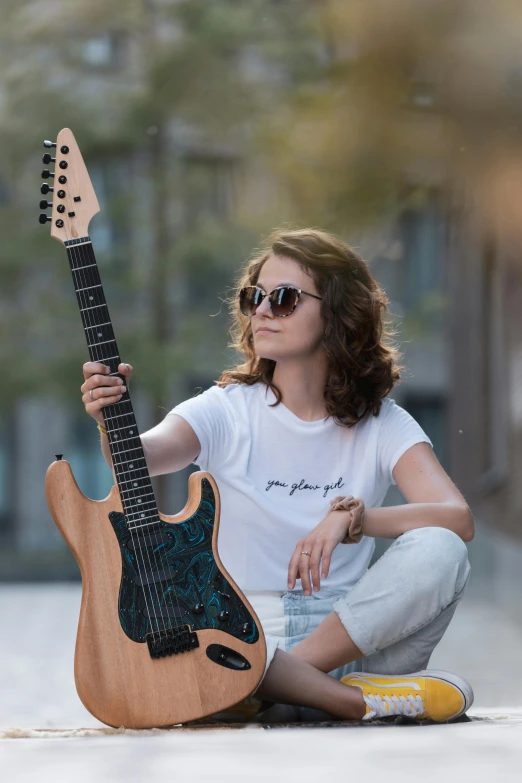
[332,597,378,657]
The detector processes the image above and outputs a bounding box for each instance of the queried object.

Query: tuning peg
[40,183,53,195]
[43,140,57,148]
[42,153,55,165]
[39,214,52,224]
[41,170,55,179]
[39,199,52,209]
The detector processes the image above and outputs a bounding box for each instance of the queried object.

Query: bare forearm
[363,503,474,542]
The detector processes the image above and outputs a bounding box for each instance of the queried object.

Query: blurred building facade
[0,13,520,593]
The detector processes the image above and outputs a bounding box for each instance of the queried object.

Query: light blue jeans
[249,526,471,721]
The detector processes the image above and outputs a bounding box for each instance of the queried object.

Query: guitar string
[67,237,172,640]
[69,236,189,642]
[68,238,172,640]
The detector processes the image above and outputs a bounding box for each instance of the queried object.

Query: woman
[81,228,474,723]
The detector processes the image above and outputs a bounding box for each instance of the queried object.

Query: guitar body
[45,458,266,728]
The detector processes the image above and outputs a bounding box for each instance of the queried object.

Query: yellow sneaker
[341,669,474,722]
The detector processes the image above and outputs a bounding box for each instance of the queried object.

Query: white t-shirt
[168,382,433,593]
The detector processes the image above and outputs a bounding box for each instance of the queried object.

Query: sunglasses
[239,285,323,318]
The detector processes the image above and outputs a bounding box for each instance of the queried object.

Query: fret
[114,456,147,468]
[124,499,157,510]
[87,338,115,348]
[106,424,138,434]
[80,303,108,313]
[128,519,160,530]
[124,502,158,515]
[112,446,144,458]
[120,490,155,500]
[71,263,97,272]
[65,237,91,247]
[109,434,140,445]
[118,476,151,488]
[76,284,102,293]
[95,354,120,362]
[104,411,137,422]
[85,322,111,330]
[125,511,158,522]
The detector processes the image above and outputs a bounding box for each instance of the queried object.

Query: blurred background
[1,0,522,724]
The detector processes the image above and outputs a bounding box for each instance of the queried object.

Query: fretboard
[65,236,158,529]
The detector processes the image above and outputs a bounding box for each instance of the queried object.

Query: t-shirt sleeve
[166,385,237,472]
[378,398,434,486]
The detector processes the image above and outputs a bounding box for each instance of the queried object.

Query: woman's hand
[80,361,133,426]
[287,496,366,595]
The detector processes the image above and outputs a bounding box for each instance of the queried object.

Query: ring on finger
[301,551,311,556]
[89,389,94,400]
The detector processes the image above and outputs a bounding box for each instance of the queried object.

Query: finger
[82,374,123,394]
[83,361,111,381]
[88,383,126,399]
[321,543,336,579]
[287,544,303,589]
[118,362,133,380]
[309,542,323,592]
[299,549,313,596]
[83,385,126,405]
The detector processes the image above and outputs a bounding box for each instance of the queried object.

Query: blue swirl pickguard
[109,477,259,645]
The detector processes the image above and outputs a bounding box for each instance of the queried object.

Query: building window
[79,32,126,70]
[399,187,446,312]
[181,154,238,232]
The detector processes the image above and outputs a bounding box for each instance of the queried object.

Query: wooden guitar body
[45,458,266,729]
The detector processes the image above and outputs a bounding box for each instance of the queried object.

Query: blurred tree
[2,0,522,507]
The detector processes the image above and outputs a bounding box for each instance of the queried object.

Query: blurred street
[1,577,521,782]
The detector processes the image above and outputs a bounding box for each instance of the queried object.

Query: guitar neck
[65,236,159,529]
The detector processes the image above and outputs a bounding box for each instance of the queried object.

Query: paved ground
[1,584,521,781]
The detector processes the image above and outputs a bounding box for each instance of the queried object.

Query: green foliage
[3,0,518,416]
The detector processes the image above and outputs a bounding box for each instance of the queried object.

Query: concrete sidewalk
[0,584,521,782]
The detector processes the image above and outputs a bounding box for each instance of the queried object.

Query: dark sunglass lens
[240,287,261,316]
[271,286,298,316]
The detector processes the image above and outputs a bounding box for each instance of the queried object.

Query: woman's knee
[403,526,471,594]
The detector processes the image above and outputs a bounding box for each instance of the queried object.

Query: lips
[256,328,277,334]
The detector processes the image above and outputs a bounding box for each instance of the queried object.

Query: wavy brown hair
[216,227,405,427]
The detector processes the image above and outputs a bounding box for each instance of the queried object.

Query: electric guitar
[40,128,266,729]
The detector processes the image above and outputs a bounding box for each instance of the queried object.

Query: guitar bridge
[146,624,199,659]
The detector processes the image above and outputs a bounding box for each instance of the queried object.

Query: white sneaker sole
[345,669,474,720]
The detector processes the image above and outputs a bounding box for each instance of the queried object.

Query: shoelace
[363,692,425,721]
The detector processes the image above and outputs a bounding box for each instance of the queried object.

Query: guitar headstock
[39,128,100,243]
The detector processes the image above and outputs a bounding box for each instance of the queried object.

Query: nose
[254,294,273,317]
